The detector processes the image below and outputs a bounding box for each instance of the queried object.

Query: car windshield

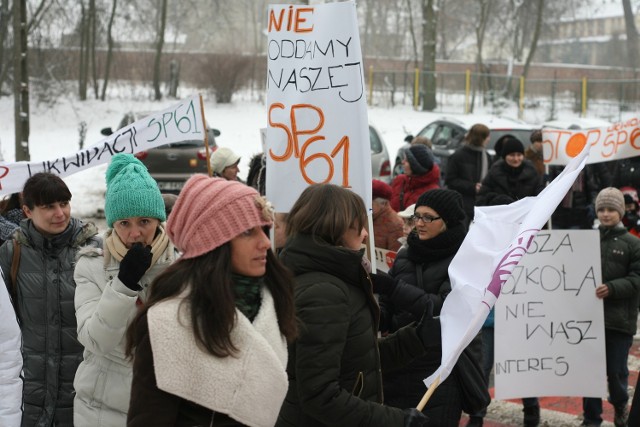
[488,130,532,149]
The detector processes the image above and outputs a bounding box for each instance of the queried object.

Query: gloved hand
[403,408,429,427]
[370,270,395,295]
[415,300,441,349]
[117,243,152,291]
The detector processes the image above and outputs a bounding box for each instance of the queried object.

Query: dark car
[393,115,536,180]
[101,112,219,194]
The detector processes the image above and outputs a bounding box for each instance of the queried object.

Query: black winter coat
[476,159,544,206]
[276,234,425,427]
[549,163,611,229]
[445,145,492,220]
[0,218,99,427]
[384,240,485,425]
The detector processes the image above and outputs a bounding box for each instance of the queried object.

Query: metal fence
[366,68,640,123]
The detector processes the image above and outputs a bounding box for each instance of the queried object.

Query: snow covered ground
[0,88,632,220]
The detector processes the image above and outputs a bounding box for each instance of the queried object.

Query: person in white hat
[210,147,242,182]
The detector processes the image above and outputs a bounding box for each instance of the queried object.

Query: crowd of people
[0,124,639,427]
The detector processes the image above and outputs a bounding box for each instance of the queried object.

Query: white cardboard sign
[0,95,205,196]
[495,230,607,399]
[265,1,371,212]
[543,117,640,166]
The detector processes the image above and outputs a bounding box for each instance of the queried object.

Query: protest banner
[0,95,206,196]
[372,247,397,273]
[265,1,371,213]
[543,117,640,166]
[494,230,606,400]
[423,140,591,408]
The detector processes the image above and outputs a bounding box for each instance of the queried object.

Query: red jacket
[390,165,441,212]
[373,205,404,252]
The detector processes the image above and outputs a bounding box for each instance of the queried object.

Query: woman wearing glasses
[381,188,477,426]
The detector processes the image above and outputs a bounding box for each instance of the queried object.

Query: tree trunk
[89,0,98,98]
[101,0,117,101]
[421,0,437,111]
[522,0,545,78]
[0,0,11,96]
[622,0,639,70]
[471,0,492,112]
[13,0,29,161]
[406,0,419,69]
[153,0,168,101]
[78,2,88,101]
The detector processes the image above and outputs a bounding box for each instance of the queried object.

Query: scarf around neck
[407,222,467,264]
[105,224,170,267]
[232,274,264,322]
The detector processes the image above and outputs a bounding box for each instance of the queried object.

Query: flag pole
[416,374,441,411]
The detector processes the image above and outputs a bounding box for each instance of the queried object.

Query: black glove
[403,408,429,427]
[370,270,395,295]
[117,243,152,291]
[415,300,441,349]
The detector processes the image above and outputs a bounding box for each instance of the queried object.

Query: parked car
[369,124,392,183]
[101,112,219,194]
[393,115,536,180]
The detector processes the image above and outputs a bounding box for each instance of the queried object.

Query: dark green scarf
[231,274,264,322]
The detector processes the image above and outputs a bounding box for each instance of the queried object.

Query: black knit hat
[500,137,525,159]
[405,144,434,175]
[415,189,465,226]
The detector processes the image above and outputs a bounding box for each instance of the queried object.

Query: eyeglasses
[411,214,442,224]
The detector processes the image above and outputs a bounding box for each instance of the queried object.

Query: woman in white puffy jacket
[0,274,22,427]
[73,154,178,426]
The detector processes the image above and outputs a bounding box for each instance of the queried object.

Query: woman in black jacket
[383,188,483,427]
[445,124,491,222]
[476,138,544,206]
[276,184,432,427]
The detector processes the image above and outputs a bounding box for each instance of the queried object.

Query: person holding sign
[382,189,484,427]
[73,154,178,426]
[126,175,298,426]
[276,184,431,427]
[581,187,640,427]
[391,144,441,212]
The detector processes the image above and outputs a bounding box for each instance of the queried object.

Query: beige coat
[73,241,177,427]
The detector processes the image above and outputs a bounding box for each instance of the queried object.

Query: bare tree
[405,0,419,68]
[78,2,88,100]
[521,0,544,78]
[13,0,29,161]
[470,0,493,112]
[422,0,437,111]
[622,0,639,71]
[89,0,98,98]
[153,0,168,100]
[101,0,117,101]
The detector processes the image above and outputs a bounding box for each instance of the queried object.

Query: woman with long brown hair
[126,175,297,427]
[276,183,432,427]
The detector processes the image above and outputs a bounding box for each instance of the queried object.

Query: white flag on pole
[424,140,592,388]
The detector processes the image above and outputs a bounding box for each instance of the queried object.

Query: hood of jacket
[280,233,365,285]
[16,217,99,252]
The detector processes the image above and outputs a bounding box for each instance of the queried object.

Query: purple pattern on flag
[486,228,538,298]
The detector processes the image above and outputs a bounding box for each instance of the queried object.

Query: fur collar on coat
[147,286,288,427]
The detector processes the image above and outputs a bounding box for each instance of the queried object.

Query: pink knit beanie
[167,175,274,259]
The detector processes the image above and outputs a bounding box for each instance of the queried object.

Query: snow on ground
[0,88,633,219]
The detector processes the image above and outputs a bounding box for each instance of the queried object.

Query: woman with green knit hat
[73,153,178,426]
